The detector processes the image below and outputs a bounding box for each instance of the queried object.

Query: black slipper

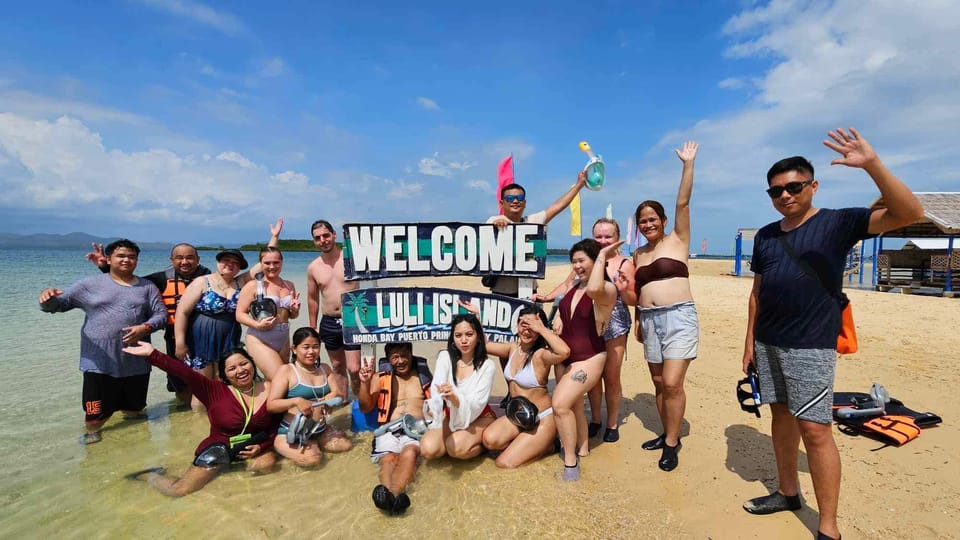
[588,422,602,438]
[372,484,395,512]
[816,532,840,540]
[392,492,411,515]
[603,428,620,443]
[641,433,665,451]
[658,441,682,472]
[742,492,802,515]
[124,467,165,481]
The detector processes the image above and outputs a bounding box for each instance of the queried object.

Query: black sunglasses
[766,178,813,198]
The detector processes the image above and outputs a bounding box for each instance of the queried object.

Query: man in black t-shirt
[740,127,923,540]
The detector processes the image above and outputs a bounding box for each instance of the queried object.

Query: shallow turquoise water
[1,249,643,538]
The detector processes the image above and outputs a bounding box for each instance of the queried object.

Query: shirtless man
[358,342,430,515]
[306,219,360,397]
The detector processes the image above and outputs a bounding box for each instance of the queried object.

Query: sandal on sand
[603,428,620,443]
[392,492,411,515]
[125,467,166,481]
[561,459,581,482]
[742,492,802,515]
[372,484,395,512]
[641,433,665,451]
[658,441,682,472]
[79,431,102,445]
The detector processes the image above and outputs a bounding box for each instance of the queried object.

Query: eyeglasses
[766,179,813,198]
[503,194,526,203]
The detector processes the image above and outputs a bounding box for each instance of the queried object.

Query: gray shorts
[639,301,699,363]
[754,341,836,424]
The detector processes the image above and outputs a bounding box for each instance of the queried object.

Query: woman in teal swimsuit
[266,327,352,467]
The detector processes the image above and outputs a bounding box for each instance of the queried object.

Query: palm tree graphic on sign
[343,293,370,333]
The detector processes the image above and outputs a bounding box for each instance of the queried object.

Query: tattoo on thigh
[572,369,587,384]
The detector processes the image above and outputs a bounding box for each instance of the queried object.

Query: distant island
[0,232,172,250]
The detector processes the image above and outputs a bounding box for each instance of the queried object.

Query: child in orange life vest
[357,342,432,515]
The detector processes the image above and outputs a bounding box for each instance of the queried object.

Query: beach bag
[836,293,858,355]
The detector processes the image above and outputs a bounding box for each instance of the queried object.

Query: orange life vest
[376,366,432,425]
[160,275,187,326]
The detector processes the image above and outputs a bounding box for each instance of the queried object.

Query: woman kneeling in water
[267,327,352,467]
[480,306,570,468]
[420,314,498,460]
[122,342,279,496]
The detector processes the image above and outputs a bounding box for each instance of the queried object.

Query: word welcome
[342,222,546,280]
[340,287,534,344]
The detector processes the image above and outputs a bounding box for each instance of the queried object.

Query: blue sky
[1,0,958,252]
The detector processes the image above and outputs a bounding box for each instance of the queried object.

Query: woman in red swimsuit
[552,239,617,481]
[618,140,700,472]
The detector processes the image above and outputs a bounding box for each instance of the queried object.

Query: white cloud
[418,154,449,176]
[467,180,492,192]
[416,96,440,110]
[389,181,424,199]
[271,170,308,186]
[0,113,316,226]
[0,89,150,125]
[718,77,746,89]
[138,0,247,36]
[216,151,258,169]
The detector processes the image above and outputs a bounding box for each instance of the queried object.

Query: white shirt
[428,350,496,431]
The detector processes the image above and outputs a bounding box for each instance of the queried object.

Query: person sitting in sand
[235,247,300,380]
[267,327,352,467]
[480,306,570,468]
[620,141,700,472]
[122,342,279,496]
[358,342,431,515]
[420,314,498,461]
[39,239,166,445]
[552,239,617,481]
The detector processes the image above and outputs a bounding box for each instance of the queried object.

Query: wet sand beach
[2,258,957,538]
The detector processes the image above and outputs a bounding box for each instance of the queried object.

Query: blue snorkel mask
[578,141,605,191]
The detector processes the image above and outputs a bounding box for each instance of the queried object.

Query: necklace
[236,382,256,396]
[295,360,320,374]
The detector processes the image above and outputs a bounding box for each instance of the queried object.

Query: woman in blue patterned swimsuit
[175,249,257,409]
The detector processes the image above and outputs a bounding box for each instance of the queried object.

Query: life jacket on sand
[376,356,433,425]
[833,391,942,447]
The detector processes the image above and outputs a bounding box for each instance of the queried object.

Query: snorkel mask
[736,366,762,418]
[373,413,428,441]
[578,141,606,191]
[506,396,541,431]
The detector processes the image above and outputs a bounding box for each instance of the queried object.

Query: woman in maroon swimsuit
[552,239,617,481]
[620,140,700,472]
[122,342,279,496]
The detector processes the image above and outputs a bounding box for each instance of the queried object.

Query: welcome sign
[341,222,547,280]
[340,287,535,344]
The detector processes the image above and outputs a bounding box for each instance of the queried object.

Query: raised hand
[824,127,877,169]
[457,299,480,317]
[358,355,375,384]
[122,341,156,357]
[289,292,301,312]
[38,288,64,303]
[84,243,107,267]
[675,140,699,163]
[598,240,625,260]
[270,218,284,237]
[521,313,547,335]
[576,169,588,187]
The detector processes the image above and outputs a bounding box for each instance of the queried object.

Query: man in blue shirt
[741,127,923,540]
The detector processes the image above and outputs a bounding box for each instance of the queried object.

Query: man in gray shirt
[39,239,166,444]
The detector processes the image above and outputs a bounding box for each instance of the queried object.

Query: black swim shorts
[82,371,150,423]
[319,315,360,351]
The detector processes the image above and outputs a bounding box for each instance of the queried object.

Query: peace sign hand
[358,355,375,383]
